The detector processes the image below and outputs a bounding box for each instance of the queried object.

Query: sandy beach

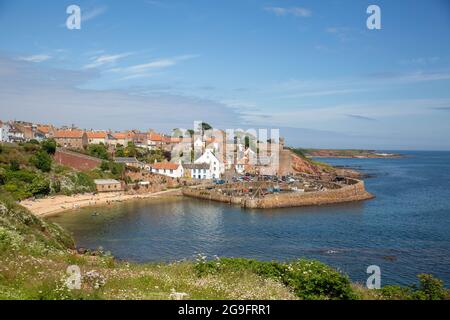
[21,189,182,217]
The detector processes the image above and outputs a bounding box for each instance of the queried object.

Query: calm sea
[49,151,450,286]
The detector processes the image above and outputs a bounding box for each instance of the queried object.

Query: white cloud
[84,53,133,69]
[17,54,51,63]
[0,55,240,130]
[264,7,311,17]
[82,6,108,22]
[110,54,199,78]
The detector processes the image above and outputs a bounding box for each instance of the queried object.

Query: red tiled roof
[87,131,107,139]
[37,126,51,134]
[112,133,127,139]
[148,133,163,141]
[151,162,179,170]
[54,130,85,139]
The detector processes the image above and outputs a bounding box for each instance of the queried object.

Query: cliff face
[289,151,325,175]
[287,150,363,178]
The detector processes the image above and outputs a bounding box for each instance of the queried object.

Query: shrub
[31,150,52,172]
[28,176,51,197]
[41,139,57,155]
[194,257,355,300]
[87,144,109,160]
[414,274,448,300]
[100,161,110,172]
[380,274,448,300]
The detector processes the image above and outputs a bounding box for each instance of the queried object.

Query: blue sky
[0,0,450,150]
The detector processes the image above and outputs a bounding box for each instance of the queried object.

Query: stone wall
[54,149,102,171]
[182,180,373,209]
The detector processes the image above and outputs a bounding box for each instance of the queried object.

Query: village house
[94,179,124,193]
[7,125,26,143]
[183,163,211,180]
[147,132,163,150]
[194,149,224,179]
[131,131,148,148]
[54,130,88,149]
[0,121,11,142]
[36,125,55,138]
[111,133,128,146]
[86,131,108,145]
[150,162,184,178]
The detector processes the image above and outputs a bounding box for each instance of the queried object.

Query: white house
[8,125,25,142]
[0,121,11,142]
[150,162,184,178]
[194,149,224,179]
[183,163,212,180]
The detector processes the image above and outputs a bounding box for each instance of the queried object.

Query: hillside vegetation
[0,141,124,200]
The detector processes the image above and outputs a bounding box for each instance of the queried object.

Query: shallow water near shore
[48,151,450,286]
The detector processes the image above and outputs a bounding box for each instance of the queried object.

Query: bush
[194,257,355,300]
[381,274,448,300]
[284,260,355,300]
[87,144,109,160]
[41,139,57,155]
[100,161,110,172]
[414,274,448,300]
[31,150,52,172]
[28,176,51,197]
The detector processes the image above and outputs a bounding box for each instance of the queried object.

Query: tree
[244,136,250,149]
[125,142,137,157]
[31,150,52,172]
[115,147,125,157]
[42,139,57,154]
[87,144,109,160]
[100,160,110,171]
[201,122,212,131]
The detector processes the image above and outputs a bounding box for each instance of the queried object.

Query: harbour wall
[182,180,374,209]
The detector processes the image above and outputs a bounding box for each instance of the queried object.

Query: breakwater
[182,179,374,209]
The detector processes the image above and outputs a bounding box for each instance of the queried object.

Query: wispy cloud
[365,70,450,83]
[110,54,199,79]
[17,54,51,63]
[0,55,240,130]
[325,27,353,42]
[431,106,450,111]
[84,52,133,69]
[264,7,311,17]
[400,57,440,66]
[345,114,377,121]
[82,6,108,22]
